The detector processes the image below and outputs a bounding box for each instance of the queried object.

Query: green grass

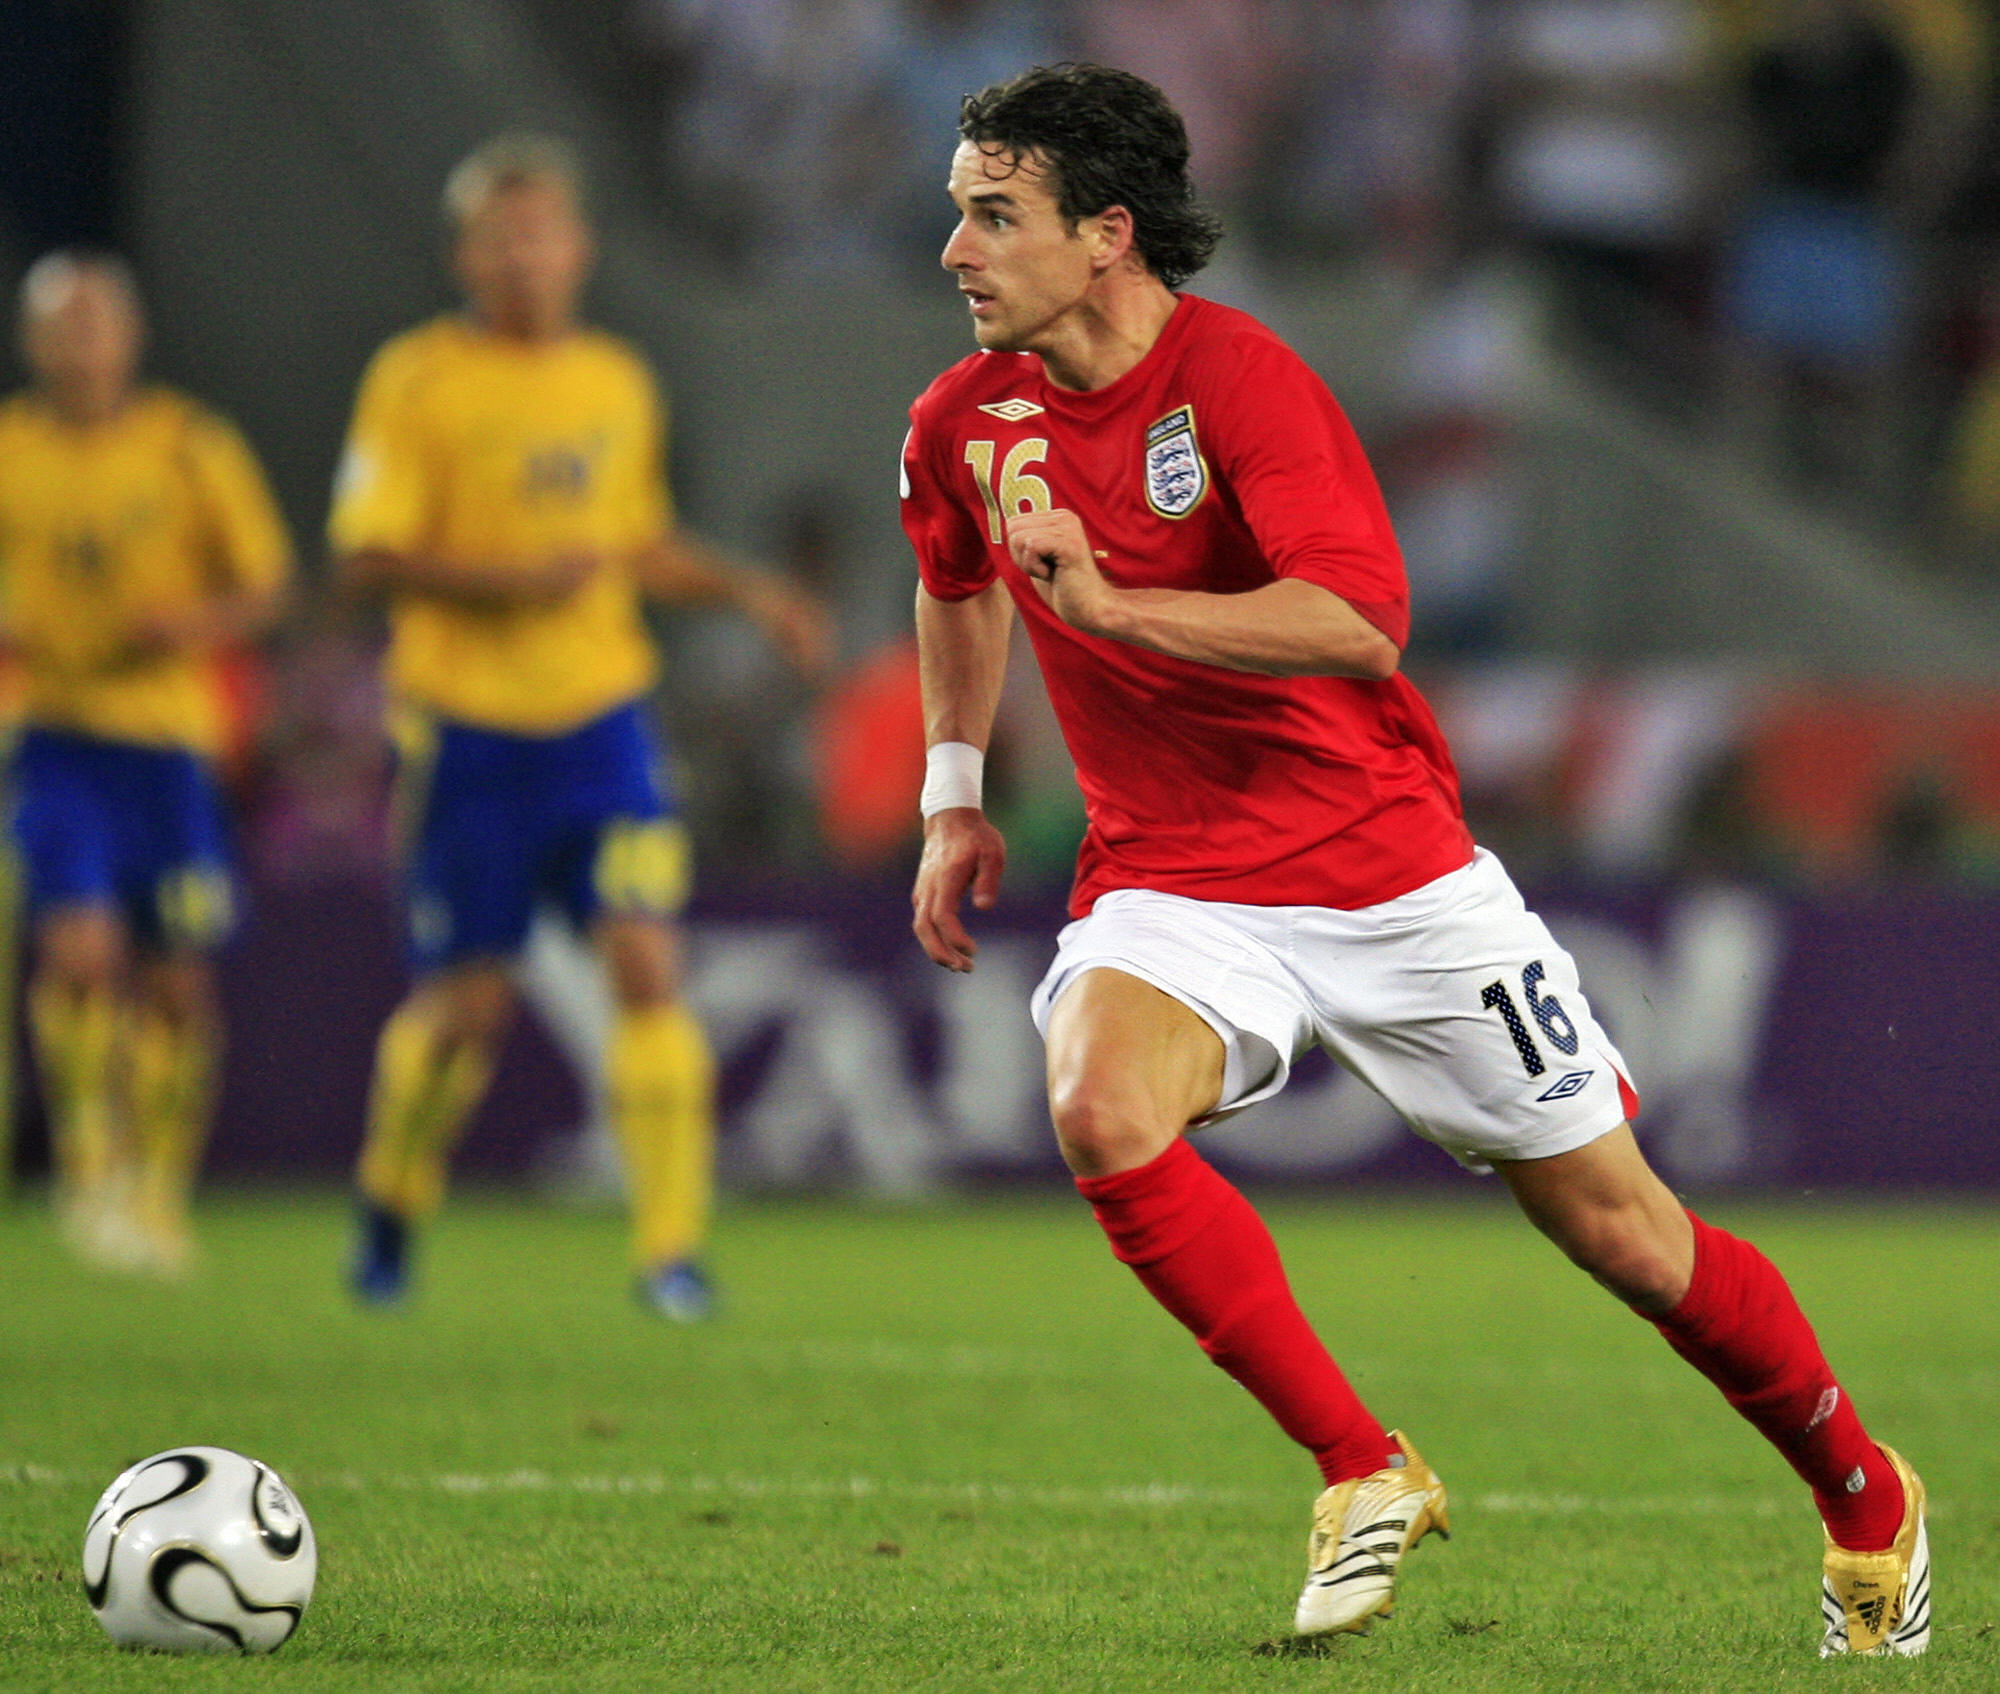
[1,1188,1995,1692]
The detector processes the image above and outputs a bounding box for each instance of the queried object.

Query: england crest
[1143,405,1208,519]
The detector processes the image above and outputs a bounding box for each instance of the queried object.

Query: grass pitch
[0,1187,1995,1692]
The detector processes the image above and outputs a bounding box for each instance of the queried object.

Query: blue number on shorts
[1484,959,1581,1078]
[1480,981,1546,1077]
[1520,960,1580,1056]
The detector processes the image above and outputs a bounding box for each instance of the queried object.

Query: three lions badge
[1143,405,1208,519]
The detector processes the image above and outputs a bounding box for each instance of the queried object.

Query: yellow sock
[355,1001,493,1220]
[127,1011,217,1256]
[608,1001,715,1269]
[29,980,123,1211]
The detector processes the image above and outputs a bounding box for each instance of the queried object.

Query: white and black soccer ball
[81,1447,316,1653]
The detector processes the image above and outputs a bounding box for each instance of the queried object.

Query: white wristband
[920,741,985,817]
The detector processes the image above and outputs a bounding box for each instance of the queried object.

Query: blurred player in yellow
[332,135,826,1317]
[0,252,292,1272]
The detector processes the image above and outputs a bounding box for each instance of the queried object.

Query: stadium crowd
[629,0,2000,543]
[4,0,2000,903]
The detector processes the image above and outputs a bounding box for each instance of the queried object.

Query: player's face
[21,267,141,421]
[942,142,1100,355]
[455,177,594,340]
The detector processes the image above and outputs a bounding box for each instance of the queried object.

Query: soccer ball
[81,1447,316,1653]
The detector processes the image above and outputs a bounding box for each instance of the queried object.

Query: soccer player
[903,66,1928,1657]
[332,135,826,1318]
[0,253,291,1273]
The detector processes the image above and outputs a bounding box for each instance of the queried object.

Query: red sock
[1076,1138,1392,1487]
[1650,1211,1902,1550]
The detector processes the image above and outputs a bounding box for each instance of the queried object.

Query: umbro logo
[977,398,1045,421]
[1536,1070,1594,1102]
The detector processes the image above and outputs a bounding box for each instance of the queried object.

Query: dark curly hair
[957,64,1223,290]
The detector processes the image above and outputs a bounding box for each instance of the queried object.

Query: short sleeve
[900,402,997,602]
[183,410,292,593]
[1197,336,1410,649]
[328,344,433,558]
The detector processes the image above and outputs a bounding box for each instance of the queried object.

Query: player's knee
[142,957,219,1031]
[599,918,680,1009]
[37,913,124,995]
[1048,1077,1175,1177]
[423,970,517,1051]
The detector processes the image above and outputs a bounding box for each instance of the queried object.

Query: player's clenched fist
[1007,509,1118,639]
[911,806,1007,972]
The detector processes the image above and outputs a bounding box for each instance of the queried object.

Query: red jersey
[902,294,1473,917]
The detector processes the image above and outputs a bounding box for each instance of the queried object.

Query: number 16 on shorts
[1483,960,1602,1103]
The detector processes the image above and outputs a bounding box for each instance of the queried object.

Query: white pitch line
[2,1462,1839,1519]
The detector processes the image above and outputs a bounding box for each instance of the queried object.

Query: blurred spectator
[1282,0,1483,265]
[1717,0,1923,496]
[808,559,1084,884]
[1421,660,1582,878]
[1488,0,1717,370]
[812,635,925,873]
[1430,662,1760,879]
[1741,683,2000,879]
[1377,244,1535,655]
[985,632,1085,889]
[1078,0,1300,216]
[1671,747,1782,882]
[644,0,904,272]
[1876,771,1961,878]
[882,0,1064,254]
[1429,661,2000,886]
[663,487,838,867]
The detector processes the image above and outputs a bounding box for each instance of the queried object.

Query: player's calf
[1498,1126,1695,1313]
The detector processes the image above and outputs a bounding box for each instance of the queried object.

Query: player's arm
[1007,510,1400,680]
[631,529,832,677]
[1018,337,1411,679]
[337,546,597,609]
[122,580,289,662]
[911,581,1011,973]
[125,410,294,661]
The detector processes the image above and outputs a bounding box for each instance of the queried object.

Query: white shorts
[1029,849,1637,1172]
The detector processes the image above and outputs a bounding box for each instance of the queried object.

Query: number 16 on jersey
[964,438,1051,543]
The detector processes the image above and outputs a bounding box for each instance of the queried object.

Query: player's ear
[1088,204,1136,273]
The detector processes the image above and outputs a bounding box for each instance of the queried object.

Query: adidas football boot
[1294,1429,1449,1637]
[1821,1446,1929,1658]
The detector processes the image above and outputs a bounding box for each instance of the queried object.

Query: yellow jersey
[329,316,669,735]
[0,387,291,755]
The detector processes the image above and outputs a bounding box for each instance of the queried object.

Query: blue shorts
[11,726,238,951]
[396,700,687,972]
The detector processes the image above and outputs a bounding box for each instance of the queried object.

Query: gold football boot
[1293,1429,1449,1637]
[1820,1446,1929,1658]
